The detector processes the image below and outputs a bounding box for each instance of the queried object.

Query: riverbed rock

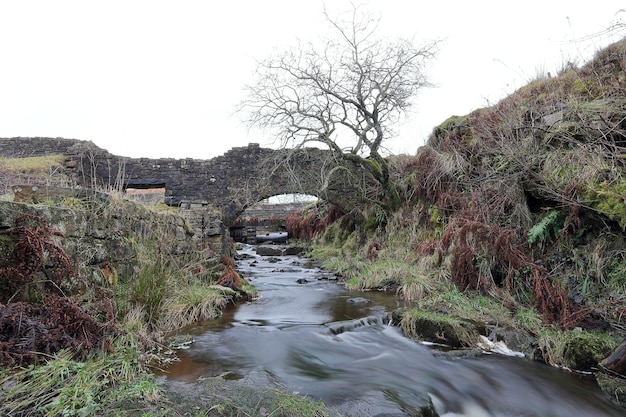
[255,246,283,256]
[255,245,304,256]
[282,246,304,255]
[234,252,255,260]
[486,325,535,355]
[317,273,338,281]
[271,267,300,273]
[392,309,483,348]
[159,370,439,417]
[347,297,371,305]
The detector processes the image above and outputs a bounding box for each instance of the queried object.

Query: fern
[528,210,562,246]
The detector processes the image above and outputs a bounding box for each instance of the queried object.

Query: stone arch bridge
[0,138,367,249]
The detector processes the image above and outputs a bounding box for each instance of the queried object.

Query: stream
[160,244,625,416]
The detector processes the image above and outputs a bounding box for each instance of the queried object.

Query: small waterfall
[325,314,387,335]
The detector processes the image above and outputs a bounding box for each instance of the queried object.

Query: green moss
[427,114,475,148]
[572,78,590,95]
[584,180,626,229]
[362,157,382,176]
[437,115,467,131]
[536,328,618,371]
[563,331,616,371]
[398,309,481,347]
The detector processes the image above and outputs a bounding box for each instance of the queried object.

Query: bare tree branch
[239,5,439,212]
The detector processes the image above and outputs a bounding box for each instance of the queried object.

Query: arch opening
[229,193,318,243]
[124,181,166,204]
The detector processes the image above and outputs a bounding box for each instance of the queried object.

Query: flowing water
[160,245,625,416]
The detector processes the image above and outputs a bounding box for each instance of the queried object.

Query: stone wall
[0,137,367,250]
[69,141,358,220]
[0,137,363,221]
[242,201,311,223]
[0,137,100,158]
[0,196,197,283]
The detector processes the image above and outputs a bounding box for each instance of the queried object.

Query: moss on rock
[584,179,626,229]
[536,329,617,372]
[396,308,482,348]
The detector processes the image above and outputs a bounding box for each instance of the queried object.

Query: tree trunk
[601,339,626,377]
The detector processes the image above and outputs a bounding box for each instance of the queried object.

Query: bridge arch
[69,141,366,249]
[0,138,368,252]
[73,144,359,218]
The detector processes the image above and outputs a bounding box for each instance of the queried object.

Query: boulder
[393,309,483,348]
[255,246,283,256]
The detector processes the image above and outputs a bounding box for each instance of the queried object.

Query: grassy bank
[0,194,263,416]
[305,216,621,371]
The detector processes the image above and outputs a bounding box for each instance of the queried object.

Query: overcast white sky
[0,1,624,159]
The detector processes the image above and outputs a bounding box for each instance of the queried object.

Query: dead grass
[0,154,69,193]
[0,154,66,171]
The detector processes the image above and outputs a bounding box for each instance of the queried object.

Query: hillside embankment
[287,37,626,407]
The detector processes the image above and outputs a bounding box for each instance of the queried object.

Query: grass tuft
[159,284,228,331]
[0,336,160,417]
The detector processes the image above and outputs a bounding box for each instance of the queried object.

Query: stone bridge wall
[0,137,99,158]
[243,201,311,223]
[0,138,366,250]
[52,139,360,223]
[0,137,334,218]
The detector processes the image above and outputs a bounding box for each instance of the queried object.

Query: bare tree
[240,6,439,212]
